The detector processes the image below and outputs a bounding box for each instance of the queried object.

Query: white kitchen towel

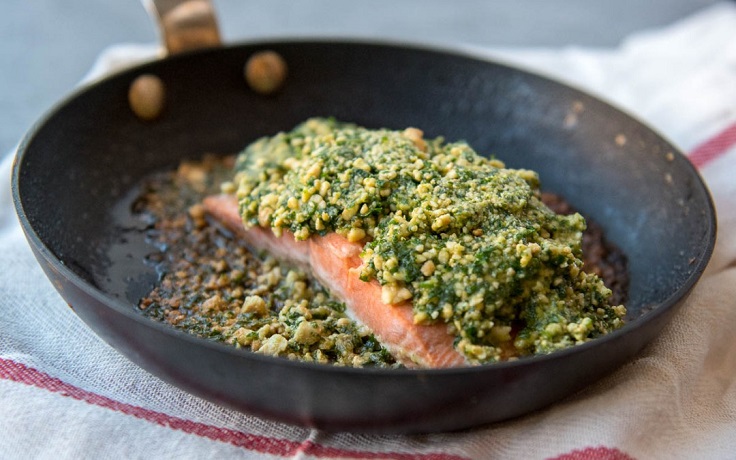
[2,2,736,459]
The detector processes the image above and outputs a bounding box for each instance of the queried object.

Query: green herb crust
[234,118,626,363]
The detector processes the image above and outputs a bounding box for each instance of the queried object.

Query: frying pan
[11,0,715,433]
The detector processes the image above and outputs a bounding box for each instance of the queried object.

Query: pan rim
[10,38,717,377]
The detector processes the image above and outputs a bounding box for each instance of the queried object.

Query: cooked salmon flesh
[203,194,466,368]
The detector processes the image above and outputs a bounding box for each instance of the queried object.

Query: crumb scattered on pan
[136,155,398,367]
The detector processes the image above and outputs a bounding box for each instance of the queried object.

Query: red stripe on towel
[0,358,466,460]
[688,121,736,169]
[549,446,635,460]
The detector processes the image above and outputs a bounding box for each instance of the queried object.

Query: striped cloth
[1,3,735,459]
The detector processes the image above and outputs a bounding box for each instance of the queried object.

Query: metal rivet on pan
[129,74,166,121]
[244,50,288,95]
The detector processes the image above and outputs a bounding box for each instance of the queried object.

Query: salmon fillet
[203,194,466,368]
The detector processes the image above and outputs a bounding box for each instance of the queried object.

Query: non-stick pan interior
[17,41,712,317]
[13,41,715,432]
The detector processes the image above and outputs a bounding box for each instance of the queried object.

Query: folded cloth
[2,3,735,459]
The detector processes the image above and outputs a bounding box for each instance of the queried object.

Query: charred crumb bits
[135,155,398,367]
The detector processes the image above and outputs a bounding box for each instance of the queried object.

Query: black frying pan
[11,39,715,433]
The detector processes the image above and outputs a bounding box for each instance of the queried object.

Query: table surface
[0,0,719,158]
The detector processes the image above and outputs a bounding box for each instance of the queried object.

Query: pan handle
[145,0,221,54]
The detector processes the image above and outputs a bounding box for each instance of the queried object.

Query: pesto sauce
[234,118,626,363]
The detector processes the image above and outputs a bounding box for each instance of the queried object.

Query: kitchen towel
[1,2,735,459]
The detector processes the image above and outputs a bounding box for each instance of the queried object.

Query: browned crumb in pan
[136,155,399,367]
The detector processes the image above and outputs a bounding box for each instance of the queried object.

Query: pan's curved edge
[9,39,719,433]
[10,37,718,377]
